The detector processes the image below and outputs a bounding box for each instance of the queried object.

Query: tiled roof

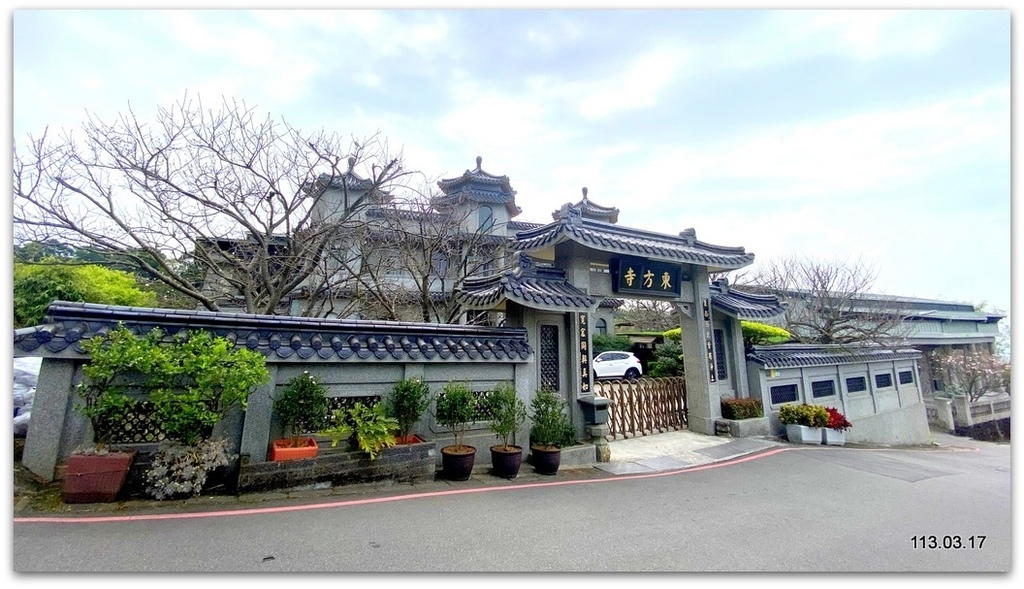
[434,156,522,218]
[710,279,787,320]
[511,216,755,272]
[459,255,598,313]
[508,220,544,232]
[437,156,516,194]
[14,302,532,363]
[551,188,620,224]
[746,344,922,369]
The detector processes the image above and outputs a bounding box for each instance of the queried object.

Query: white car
[592,351,643,380]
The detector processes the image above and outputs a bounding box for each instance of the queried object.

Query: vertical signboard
[702,298,716,382]
[579,312,591,394]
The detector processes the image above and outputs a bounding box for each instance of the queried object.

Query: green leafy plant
[649,341,685,377]
[274,372,330,445]
[386,377,433,443]
[529,389,576,449]
[741,321,791,347]
[77,326,170,449]
[321,409,355,450]
[721,398,764,420]
[778,403,829,428]
[347,402,399,459]
[592,334,632,355]
[434,381,477,451]
[486,382,527,450]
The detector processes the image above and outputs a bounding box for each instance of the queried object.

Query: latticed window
[540,324,559,392]
[811,379,836,399]
[770,383,799,405]
[846,376,867,393]
[875,373,893,389]
[713,329,727,380]
[899,370,914,385]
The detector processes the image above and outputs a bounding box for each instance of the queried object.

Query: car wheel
[625,368,640,380]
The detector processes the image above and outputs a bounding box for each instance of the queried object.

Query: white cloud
[576,47,690,120]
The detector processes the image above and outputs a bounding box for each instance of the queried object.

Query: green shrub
[721,398,764,420]
[592,334,632,355]
[663,327,682,343]
[486,382,527,450]
[274,372,330,443]
[14,261,156,328]
[434,381,477,450]
[741,321,791,347]
[778,403,829,428]
[649,341,685,377]
[386,377,433,442]
[347,402,399,459]
[529,389,576,449]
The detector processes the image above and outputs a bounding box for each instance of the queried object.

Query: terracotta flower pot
[63,450,136,504]
[270,437,319,461]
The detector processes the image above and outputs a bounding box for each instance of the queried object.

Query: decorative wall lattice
[540,324,559,392]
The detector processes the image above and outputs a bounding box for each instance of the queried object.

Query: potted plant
[65,327,160,503]
[386,377,433,445]
[823,407,852,446]
[347,402,400,459]
[270,371,330,461]
[778,403,829,445]
[528,389,577,475]
[433,381,478,481]
[485,382,527,479]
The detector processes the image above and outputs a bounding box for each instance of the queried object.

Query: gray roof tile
[747,344,922,369]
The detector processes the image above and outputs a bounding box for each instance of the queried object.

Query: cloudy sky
[8,7,1012,317]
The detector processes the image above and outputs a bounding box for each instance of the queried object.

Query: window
[846,376,867,393]
[595,318,607,335]
[713,329,727,380]
[770,383,799,405]
[478,206,494,231]
[899,370,914,385]
[875,373,893,389]
[811,380,836,399]
[431,251,449,277]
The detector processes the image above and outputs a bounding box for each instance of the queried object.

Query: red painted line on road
[13,447,797,525]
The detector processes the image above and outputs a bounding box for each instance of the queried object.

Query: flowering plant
[825,407,852,432]
[778,403,829,428]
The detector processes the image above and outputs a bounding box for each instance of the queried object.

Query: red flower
[825,407,852,432]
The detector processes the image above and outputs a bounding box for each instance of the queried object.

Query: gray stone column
[679,268,715,435]
[22,358,79,482]
[239,363,279,463]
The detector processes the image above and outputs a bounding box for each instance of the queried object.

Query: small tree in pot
[270,371,330,461]
[386,377,433,444]
[528,389,577,475]
[485,383,527,479]
[433,381,477,481]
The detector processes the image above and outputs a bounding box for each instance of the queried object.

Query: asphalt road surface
[13,438,1011,573]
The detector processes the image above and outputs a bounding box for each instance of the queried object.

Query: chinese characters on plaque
[702,298,716,382]
[579,313,591,393]
[610,256,682,297]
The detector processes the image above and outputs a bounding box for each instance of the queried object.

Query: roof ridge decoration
[459,253,598,313]
[14,301,531,363]
[551,187,620,225]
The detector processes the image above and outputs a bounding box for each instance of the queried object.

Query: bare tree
[736,255,910,346]
[931,349,1010,402]
[298,190,510,323]
[614,300,679,333]
[13,94,414,315]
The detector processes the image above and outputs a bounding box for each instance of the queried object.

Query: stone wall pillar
[679,268,715,434]
[22,358,79,481]
[239,364,279,463]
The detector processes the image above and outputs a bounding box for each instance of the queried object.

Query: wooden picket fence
[593,376,687,440]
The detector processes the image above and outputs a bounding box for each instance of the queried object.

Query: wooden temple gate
[594,376,687,440]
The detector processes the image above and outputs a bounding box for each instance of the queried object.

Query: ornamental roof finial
[475,155,483,169]
[348,156,356,172]
[582,187,588,200]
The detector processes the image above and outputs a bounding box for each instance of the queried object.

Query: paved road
[12,435,1011,573]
